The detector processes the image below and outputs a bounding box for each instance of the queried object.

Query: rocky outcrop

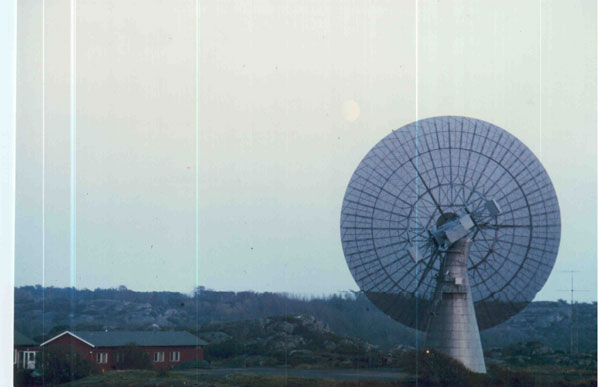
[485,341,597,369]
[14,286,597,354]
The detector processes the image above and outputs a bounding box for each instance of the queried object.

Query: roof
[40,331,96,347]
[14,331,37,347]
[41,330,206,348]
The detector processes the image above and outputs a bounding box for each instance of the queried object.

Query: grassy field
[491,364,597,385]
[66,369,403,387]
[63,365,597,387]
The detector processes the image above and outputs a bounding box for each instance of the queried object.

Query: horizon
[15,284,597,304]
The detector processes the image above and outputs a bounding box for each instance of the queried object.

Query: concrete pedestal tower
[425,238,486,373]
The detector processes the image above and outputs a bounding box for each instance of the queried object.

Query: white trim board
[39,331,95,348]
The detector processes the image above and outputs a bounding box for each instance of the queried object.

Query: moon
[342,99,360,122]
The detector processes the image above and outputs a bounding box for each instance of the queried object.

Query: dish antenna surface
[340,116,561,373]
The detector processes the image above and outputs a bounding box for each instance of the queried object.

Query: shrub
[204,339,244,360]
[14,369,35,387]
[486,364,537,387]
[36,345,98,384]
[398,349,489,387]
[114,343,152,370]
[156,368,169,378]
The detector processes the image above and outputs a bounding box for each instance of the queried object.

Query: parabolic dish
[340,116,561,330]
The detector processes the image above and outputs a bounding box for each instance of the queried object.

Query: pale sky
[16,0,597,302]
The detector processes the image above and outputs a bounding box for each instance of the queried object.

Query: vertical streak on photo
[539,0,543,162]
[69,0,76,359]
[195,0,199,301]
[69,0,76,289]
[414,1,419,385]
[195,0,200,378]
[41,0,46,376]
[68,0,77,378]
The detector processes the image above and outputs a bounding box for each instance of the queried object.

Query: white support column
[425,238,486,374]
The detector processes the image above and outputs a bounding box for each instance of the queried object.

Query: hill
[14,286,597,353]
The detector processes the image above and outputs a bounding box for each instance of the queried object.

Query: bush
[36,345,98,384]
[204,339,244,360]
[14,369,35,387]
[398,349,489,387]
[114,343,152,370]
[486,364,537,387]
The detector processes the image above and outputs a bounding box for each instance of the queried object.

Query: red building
[14,331,40,370]
[40,330,206,370]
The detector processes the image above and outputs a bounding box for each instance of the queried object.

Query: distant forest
[14,286,597,353]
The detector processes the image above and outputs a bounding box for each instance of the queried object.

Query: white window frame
[169,351,180,362]
[23,351,36,369]
[96,352,108,364]
[154,352,164,362]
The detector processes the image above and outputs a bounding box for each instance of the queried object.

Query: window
[23,351,36,369]
[169,351,180,362]
[154,352,164,362]
[96,352,108,363]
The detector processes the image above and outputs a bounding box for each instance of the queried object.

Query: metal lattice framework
[340,116,561,330]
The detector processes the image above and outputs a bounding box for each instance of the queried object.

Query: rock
[363,342,377,352]
[488,349,503,359]
[390,344,415,355]
[274,321,294,334]
[338,338,354,346]
[289,349,313,358]
[531,345,552,355]
[243,338,260,346]
[323,340,336,351]
[293,314,330,333]
[266,333,305,351]
[199,331,232,344]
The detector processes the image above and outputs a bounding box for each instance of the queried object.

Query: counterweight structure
[340,116,561,373]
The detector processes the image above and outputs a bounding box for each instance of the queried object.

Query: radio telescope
[340,116,561,373]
